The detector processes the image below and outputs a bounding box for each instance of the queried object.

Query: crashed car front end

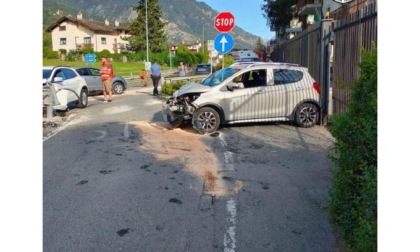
[162,82,209,129]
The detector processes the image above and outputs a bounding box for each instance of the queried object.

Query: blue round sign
[214,33,234,54]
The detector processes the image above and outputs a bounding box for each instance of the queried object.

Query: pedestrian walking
[178,61,187,77]
[99,57,114,102]
[150,59,161,96]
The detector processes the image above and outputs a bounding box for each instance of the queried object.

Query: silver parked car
[162,62,321,134]
[75,67,128,95]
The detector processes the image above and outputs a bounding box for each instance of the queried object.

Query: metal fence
[332,1,377,113]
[271,0,377,116]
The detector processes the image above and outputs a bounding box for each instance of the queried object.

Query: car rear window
[273,69,303,84]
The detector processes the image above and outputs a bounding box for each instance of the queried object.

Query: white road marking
[220,132,237,252]
[43,114,82,142]
[124,123,129,139]
[224,151,235,171]
[223,199,237,252]
[102,105,133,115]
[95,130,107,140]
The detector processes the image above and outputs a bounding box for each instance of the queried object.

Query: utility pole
[145,0,149,63]
[202,24,204,53]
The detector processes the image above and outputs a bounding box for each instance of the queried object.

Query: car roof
[230,62,301,68]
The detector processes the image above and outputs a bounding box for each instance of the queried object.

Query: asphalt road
[43,85,340,252]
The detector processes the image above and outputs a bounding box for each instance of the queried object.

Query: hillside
[43,0,261,49]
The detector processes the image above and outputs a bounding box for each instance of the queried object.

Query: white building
[46,12,131,53]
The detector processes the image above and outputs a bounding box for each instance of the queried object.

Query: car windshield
[43,69,52,79]
[200,67,236,87]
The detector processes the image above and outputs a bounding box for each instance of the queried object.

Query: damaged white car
[43,66,89,111]
[162,62,321,134]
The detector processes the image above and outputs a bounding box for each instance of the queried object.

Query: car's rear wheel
[294,103,318,127]
[113,81,124,94]
[193,107,220,134]
[77,88,88,108]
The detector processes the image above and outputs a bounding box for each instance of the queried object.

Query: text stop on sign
[215,18,234,27]
[214,12,235,32]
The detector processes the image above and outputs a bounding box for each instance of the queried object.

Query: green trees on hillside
[261,0,297,37]
[124,0,167,53]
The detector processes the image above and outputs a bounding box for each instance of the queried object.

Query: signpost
[214,33,234,54]
[214,11,235,68]
[84,53,96,64]
[214,12,235,33]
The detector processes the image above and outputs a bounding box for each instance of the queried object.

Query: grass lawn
[43,59,175,77]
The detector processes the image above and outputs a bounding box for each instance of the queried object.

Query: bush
[161,80,188,96]
[67,50,82,61]
[215,56,236,70]
[328,46,377,252]
[96,49,112,60]
[43,47,59,59]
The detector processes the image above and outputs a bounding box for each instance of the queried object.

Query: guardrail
[43,85,60,119]
[122,73,209,84]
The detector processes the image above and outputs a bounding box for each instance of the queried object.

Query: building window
[83,37,91,46]
[59,26,66,31]
[60,38,67,45]
[101,37,106,45]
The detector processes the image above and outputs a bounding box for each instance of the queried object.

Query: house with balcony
[169,40,203,53]
[45,12,131,54]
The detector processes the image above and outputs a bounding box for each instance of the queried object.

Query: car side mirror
[53,77,64,82]
[226,82,242,91]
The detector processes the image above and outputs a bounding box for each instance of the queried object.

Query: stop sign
[214,12,235,32]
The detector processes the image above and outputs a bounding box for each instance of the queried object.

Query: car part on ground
[162,62,321,134]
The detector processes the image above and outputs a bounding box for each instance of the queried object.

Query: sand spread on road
[131,121,227,196]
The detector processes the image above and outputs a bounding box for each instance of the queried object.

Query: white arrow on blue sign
[214,33,234,54]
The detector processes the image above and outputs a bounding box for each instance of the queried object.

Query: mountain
[42,0,260,49]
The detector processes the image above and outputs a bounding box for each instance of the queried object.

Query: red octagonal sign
[214,12,235,33]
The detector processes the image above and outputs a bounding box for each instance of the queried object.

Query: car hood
[174,82,211,97]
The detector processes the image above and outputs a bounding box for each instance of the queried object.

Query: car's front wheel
[113,81,124,94]
[294,103,318,127]
[77,88,88,108]
[166,112,184,129]
[192,107,221,134]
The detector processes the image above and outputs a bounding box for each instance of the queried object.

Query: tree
[124,0,167,53]
[255,37,266,52]
[261,0,297,37]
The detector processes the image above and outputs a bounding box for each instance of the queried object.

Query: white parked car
[43,66,89,111]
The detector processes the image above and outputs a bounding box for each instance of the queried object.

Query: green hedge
[328,46,377,252]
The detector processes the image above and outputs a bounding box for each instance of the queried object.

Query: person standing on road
[150,59,161,96]
[178,61,187,77]
[100,57,114,102]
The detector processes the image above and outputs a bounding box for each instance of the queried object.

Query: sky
[198,0,275,41]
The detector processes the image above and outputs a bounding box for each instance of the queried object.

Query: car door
[269,68,306,117]
[52,68,80,104]
[222,68,269,121]
[77,68,102,92]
